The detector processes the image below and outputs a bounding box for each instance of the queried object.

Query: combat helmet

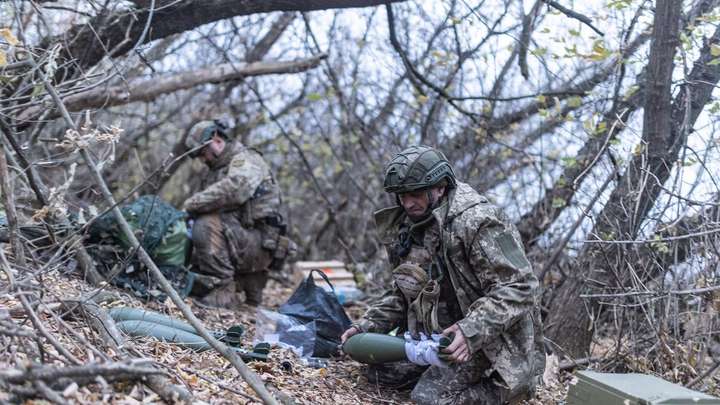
[185,119,230,158]
[383,145,456,193]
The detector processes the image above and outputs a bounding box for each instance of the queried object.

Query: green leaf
[531,47,548,57]
[651,235,669,254]
[623,85,639,101]
[567,96,583,108]
[607,0,631,10]
[708,58,720,66]
[31,83,44,98]
[710,101,720,114]
[306,93,323,102]
[595,121,607,135]
[551,197,566,209]
[561,156,577,168]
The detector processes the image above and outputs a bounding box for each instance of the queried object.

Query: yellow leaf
[587,40,611,61]
[0,28,19,46]
[536,94,547,104]
[0,50,6,67]
[633,143,645,156]
[712,44,720,57]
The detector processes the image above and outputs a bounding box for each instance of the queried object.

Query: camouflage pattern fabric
[367,354,517,405]
[366,361,428,390]
[184,141,280,307]
[357,181,545,396]
[183,141,281,220]
[410,353,509,405]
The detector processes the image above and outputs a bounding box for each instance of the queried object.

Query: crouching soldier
[183,120,295,308]
[341,146,545,404]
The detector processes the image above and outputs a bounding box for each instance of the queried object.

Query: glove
[403,332,449,368]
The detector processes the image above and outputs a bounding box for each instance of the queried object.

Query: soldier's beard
[407,211,431,223]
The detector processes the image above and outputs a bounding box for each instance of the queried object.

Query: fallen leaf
[0,28,19,46]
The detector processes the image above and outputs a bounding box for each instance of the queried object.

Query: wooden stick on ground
[0,140,25,267]
[27,52,281,405]
[61,299,194,403]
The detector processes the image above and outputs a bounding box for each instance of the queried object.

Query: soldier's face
[200,136,226,165]
[399,186,445,221]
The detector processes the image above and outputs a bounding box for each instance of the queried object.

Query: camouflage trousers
[190,212,272,307]
[367,354,531,405]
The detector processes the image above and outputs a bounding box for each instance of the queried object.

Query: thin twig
[688,360,720,388]
[542,0,604,36]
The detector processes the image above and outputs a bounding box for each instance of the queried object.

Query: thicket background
[4,0,720,402]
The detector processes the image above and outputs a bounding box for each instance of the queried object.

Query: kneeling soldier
[183,120,294,308]
[342,146,545,404]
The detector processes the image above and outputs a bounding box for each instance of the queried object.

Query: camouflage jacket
[357,182,545,391]
[182,141,281,224]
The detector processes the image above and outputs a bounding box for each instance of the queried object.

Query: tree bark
[42,0,405,78]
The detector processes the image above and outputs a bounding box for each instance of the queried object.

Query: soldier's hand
[442,324,471,363]
[341,326,360,344]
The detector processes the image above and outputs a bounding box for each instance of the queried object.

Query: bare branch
[541,0,605,36]
[18,55,327,123]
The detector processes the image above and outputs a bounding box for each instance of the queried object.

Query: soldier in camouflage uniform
[183,120,294,307]
[341,146,545,404]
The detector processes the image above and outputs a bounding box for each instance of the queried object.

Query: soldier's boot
[366,361,428,390]
[195,279,242,309]
[236,271,269,306]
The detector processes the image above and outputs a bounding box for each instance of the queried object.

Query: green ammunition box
[566,370,720,404]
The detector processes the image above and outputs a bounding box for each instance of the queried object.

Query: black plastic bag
[279,270,352,357]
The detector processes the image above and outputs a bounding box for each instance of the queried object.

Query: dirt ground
[0,268,568,404]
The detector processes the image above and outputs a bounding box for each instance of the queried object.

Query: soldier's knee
[191,214,223,249]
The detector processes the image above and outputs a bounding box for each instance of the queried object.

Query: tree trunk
[545,0,682,358]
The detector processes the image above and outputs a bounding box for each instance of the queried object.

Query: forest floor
[0,267,569,404]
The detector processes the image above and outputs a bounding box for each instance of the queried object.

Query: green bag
[88,195,192,300]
